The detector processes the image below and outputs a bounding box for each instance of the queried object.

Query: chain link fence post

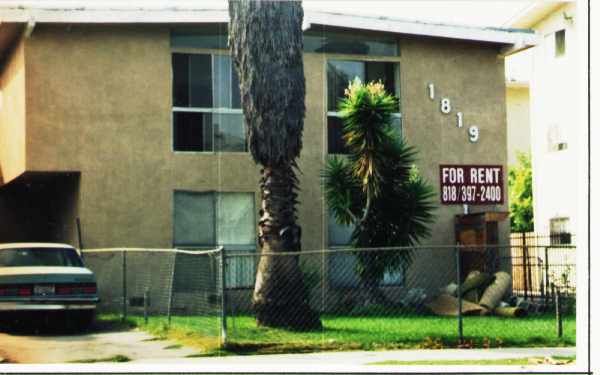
[555,283,563,338]
[122,250,127,322]
[455,243,463,345]
[167,250,176,327]
[219,246,227,347]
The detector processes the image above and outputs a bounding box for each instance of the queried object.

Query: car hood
[0,267,96,284]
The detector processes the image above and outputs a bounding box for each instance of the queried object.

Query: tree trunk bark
[252,163,322,330]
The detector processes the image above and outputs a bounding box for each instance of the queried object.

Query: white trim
[305,11,538,47]
[172,107,242,114]
[0,8,229,24]
[0,6,537,47]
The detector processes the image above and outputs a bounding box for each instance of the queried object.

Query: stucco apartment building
[0,5,535,287]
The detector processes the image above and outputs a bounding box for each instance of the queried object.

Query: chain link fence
[82,244,576,350]
[82,247,224,348]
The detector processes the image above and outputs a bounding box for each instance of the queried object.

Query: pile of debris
[426,271,528,317]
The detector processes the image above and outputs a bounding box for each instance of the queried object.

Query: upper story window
[172,25,400,56]
[326,59,401,154]
[555,29,566,58]
[304,27,399,56]
[547,124,568,152]
[171,25,228,49]
[171,49,245,152]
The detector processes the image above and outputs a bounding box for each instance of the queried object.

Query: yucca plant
[323,78,436,304]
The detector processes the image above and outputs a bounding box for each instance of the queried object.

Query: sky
[2,0,537,27]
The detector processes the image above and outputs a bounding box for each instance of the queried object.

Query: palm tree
[228,0,321,330]
[323,79,436,305]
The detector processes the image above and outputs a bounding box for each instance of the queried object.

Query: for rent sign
[439,165,504,205]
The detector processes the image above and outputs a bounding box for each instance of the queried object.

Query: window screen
[216,193,256,246]
[173,191,215,246]
[173,191,256,288]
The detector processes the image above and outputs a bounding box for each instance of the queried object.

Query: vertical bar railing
[523,244,529,300]
[544,246,550,306]
[455,244,463,345]
[554,283,563,338]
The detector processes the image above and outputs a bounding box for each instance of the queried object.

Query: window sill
[172,151,249,155]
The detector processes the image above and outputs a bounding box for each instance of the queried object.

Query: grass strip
[369,355,576,366]
[99,313,575,355]
[70,354,131,363]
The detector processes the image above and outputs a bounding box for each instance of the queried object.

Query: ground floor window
[173,190,256,288]
[327,210,403,287]
[550,217,571,245]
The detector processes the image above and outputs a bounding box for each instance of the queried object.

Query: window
[172,53,245,152]
[326,59,401,154]
[173,25,400,57]
[304,27,399,56]
[327,210,403,287]
[555,29,566,58]
[550,217,571,245]
[173,191,256,288]
[547,124,568,152]
[171,25,228,50]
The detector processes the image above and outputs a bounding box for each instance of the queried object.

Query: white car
[0,243,99,328]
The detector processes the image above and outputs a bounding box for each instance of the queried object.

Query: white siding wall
[528,3,579,239]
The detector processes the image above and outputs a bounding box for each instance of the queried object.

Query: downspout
[24,17,36,38]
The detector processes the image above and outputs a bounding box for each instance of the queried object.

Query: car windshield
[0,248,83,267]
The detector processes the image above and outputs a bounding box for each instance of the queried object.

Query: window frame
[549,217,571,245]
[324,55,402,155]
[171,48,245,154]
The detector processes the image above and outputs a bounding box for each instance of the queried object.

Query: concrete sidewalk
[2,346,578,372]
[130,346,577,370]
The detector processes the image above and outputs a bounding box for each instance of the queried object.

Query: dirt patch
[0,325,197,363]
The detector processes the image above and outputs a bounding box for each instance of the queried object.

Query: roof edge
[0,7,537,47]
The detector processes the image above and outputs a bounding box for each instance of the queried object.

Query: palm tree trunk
[252,163,321,330]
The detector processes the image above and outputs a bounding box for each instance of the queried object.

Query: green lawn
[368,355,576,366]
[97,313,575,355]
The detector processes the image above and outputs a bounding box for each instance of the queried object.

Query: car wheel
[70,310,95,331]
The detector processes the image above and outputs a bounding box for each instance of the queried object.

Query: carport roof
[0,4,537,55]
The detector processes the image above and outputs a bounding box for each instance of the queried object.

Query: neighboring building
[505,48,532,167]
[505,2,579,243]
[0,5,534,290]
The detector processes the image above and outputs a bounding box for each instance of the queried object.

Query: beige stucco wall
[0,35,26,185]
[506,85,531,166]
[23,24,508,251]
[399,36,509,246]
